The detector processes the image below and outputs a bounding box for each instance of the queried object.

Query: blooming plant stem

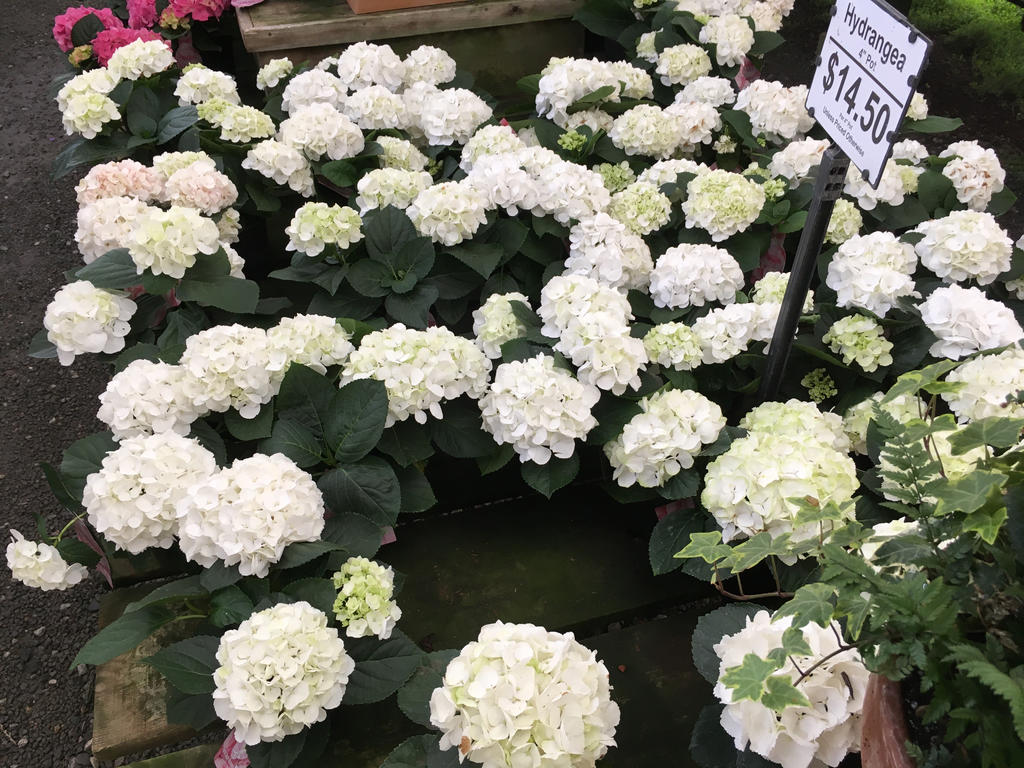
[54,513,86,543]
[792,644,855,686]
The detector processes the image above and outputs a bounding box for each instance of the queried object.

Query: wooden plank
[122,744,219,768]
[238,0,583,51]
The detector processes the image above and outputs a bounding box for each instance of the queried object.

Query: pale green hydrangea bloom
[596,162,636,192]
[643,323,703,370]
[285,203,363,257]
[557,130,588,152]
[332,556,402,639]
[256,58,294,90]
[682,169,765,242]
[801,368,838,404]
[608,181,672,236]
[472,292,531,359]
[825,198,862,245]
[822,314,893,372]
[751,272,814,314]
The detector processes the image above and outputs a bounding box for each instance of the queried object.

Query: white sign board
[805,0,930,187]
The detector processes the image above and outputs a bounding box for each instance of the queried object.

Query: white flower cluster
[699,13,755,66]
[768,138,829,185]
[128,204,221,278]
[906,91,928,120]
[331,556,402,639]
[464,154,538,216]
[472,292,531,359]
[199,100,276,144]
[940,140,1006,211]
[6,531,88,591]
[175,64,240,106]
[843,159,915,210]
[75,158,164,204]
[429,622,620,768]
[823,315,894,372]
[336,41,406,91]
[341,324,491,426]
[345,84,409,130]
[943,346,1024,422]
[267,314,354,375]
[97,359,204,439]
[609,105,685,160]
[680,75,736,107]
[605,389,725,488]
[656,44,712,86]
[565,214,653,291]
[377,135,429,171]
[403,45,457,86]
[406,181,489,246]
[607,182,672,236]
[281,70,347,114]
[479,354,600,464]
[892,138,929,164]
[255,58,293,90]
[714,611,867,768]
[664,99,722,152]
[355,168,433,214]
[740,399,849,453]
[285,202,364,256]
[460,125,525,172]
[650,243,744,310]
[919,285,1023,360]
[178,454,325,578]
[914,210,1012,285]
[56,68,120,139]
[416,87,492,145]
[536,56,651,123]
[638,158,708,187]
[693,302,779,365]
[841,392,922,455]
[643,323,704,370]
[735,80,814,142]
[825,232,918,317]
[682,169,766,241]
[83,432,217,554]
[163,161,238,215]
[242,139,315,196]
[214,602,354,744]
[106,38,174,80]
[752,271,814,313]
[528,154,611,224]
[825,198,862,245]
[277,103,365,161]
[44,281,136,366]
[75,196,151,263]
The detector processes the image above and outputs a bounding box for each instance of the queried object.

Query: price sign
[806,0,930,187]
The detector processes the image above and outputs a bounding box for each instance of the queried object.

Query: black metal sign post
[757,145,850,402]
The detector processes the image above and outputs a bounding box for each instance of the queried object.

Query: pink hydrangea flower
[92,27,166,66]
[169,0,231,22]
[75,159,165,204]
[214,732,249,768]
[127,0,158,29]
[53,6,123,52]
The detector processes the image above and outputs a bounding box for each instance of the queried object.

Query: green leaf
[720,109,759,150]
[224,402,274,441]
[281,577,336,615]
[275,540,344,570]
[932,470,1007,518]
[396,464,436,514]
[363,206,418,262]
[381,734,460,768]
[157,106,199,144]
[516,74,541,95]
[319,159,360,188]
[446,241,504,279]
[749,30,785,57]
[347,259,393,298]
[319,457,401,526]
[691,605,764,684]
[948,417,1024,454]
[774,583,837,629]
[330,379,389,463]
[476,443,515,476]
[572,0,638,39]
[986,186,1017,217]
[55,538,101,568]
[274,363,337,439]
[344,629,424,705]
[40,462,80,511]
[166,687,218,730]
[143,635,219,695]
[676,531,732,565]
[209,585,254,628]
[60,432,117,503]
[322,512,383,558]
[27,329,58,359]
[124,575,206,614]
[521,454,579,499]
[199,560,242,591]
[247,731,307,768]
[568,84,617,112]
[761,675,812,710]
[725,532,791,572]
[429,397,497,458]
[259,418,326,468]
[125,85,159,138]
[659,469,699,500]
[776,210,807,234]
[724,229,770,272]
[903,115,964,134]
[75,248,140,290]
[176,275,260,314]
[72,605,174,667]
[721,653,779,702]
[71,12,105,46]
[649,508,705,575]
[947,644,1024,742]
[53,135,154,180]
[385,282,439,328]
[397,649,459,727]
[377,421,434,467]
[963,504,1008,545]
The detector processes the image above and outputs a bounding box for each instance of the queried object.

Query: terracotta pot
[860,673,915,768]
[346,0,465,13]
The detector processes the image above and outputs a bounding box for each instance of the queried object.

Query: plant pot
[860,673,915,768]
[345,0,466,13]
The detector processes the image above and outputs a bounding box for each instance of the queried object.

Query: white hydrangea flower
[6,531,88,591]
[376,135,430,172]
[943,346,1024,422]
[735,80,814,142]
[479,354,600,464]
[823,314,894,372]
[565,213,653,291]
[682,169,766,241]
[464,154,539,216]
[174,64,240,106]
[843,159,909,210]
[530,159,611,225]
[267,314,354,377]
[703,430,857,543]
[680,75,736,106]
[939,140,1005,211]
[56,67,118,112]
[151,151,214,177]
[256,58,293,90]
[743,399,849,451]
[914,210,1012,285]
[919,285,1023,360]
[825,198,862,245]
[106,38,174,80]
[841,392,923,455]
[83,432,216,554]
[768,138,829,185]
[606,389,725,488]
[656,43,712,86]
[650,243,744,310]
[75,159,163,204]
[564,327,648,396]
[128,205,221,278]
[536,57,626,123]
[344,84,409,130]
[341,324,491,426]
[609,105,684,160]
[638,158,709,187]
[555,108,615,134]
[213,602,353,744]
[163,162,238,215]
[826,232,918,317]
[217,208,242,244]
[44,281,136,366]
[472,292,531,359]
[242,139,315,197]
[281,69,347,114]
[403,44,456,86]
[179,324,285,418]
[643,323,704,370]
[714,611,867,768]
[56,68,121,139]
[693,303,778,365]
[406,181,489,246]
[355,169,433,214]
[906,91,928,120]
[430,622,619,768]
[97,359,204,439]
[891,139,929,164]
[663,99,722,152]
[460,125,525,172]
[179,454,325,578]
[75,196,151,263]
[752,272,814,313]
[538,274,632,343]
[399,82,439,135]
[607,182,671,236]
[332,556,402,639]
[277,103,365,161]
[636,31,659,63]
[750,1,783,31]
[416,88,492,145]
[285,203,363,256]
[609,60,654,99]
[214,103,277,144]
[336,41,405,91]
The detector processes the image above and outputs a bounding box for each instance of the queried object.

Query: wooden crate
[237,0,585,95]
